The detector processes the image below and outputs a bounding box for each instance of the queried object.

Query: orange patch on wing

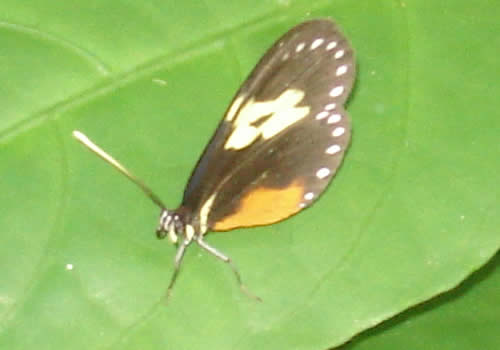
[213,179,305,231]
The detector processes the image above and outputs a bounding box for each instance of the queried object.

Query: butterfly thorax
[156,207,197,244]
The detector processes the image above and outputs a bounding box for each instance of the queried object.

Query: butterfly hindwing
[208,99,352,229]
[181,19,356,232]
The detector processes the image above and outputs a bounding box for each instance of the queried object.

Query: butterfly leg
[165,238,191,301]
[195,237,262,302]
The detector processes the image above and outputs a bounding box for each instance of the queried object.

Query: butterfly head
[156,209,185,243]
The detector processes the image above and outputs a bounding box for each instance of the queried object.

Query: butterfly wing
[181,19,356,232]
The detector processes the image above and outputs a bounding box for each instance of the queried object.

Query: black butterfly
[74,19,356,300]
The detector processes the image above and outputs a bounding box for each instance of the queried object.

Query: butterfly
[73,19,356,300]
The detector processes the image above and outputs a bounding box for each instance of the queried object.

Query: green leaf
[342,254,499,350]
[0,1,498,350]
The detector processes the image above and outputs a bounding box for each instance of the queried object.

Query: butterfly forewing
[181,19,356,232]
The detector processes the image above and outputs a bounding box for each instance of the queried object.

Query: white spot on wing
[326,144,341,154]
[315,111,329,120]
[326,41,337,50]
[330,86,344,97]
[327,113,341,124]
[325,103,336,111]
[316,168,331,179]
[66,263,73,270]
[282,52,289,60]
[335,49,345,59]
[310,38,324,50]
[336,65,348,76]
[296,42,305,52]
[304,192,314,200]
[332,127,346,137]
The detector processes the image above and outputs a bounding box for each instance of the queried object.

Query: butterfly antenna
[72,130,167,210]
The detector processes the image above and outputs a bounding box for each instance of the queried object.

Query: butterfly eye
[156,210,170,239]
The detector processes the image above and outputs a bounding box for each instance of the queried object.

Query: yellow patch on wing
[199,193,216,234]
[225,96,245,122]
[224,89,310,150]
[213,179,305,231]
